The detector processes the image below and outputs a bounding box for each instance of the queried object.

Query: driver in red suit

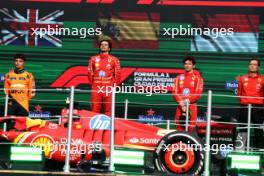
[236,58,264,149]
[173,56,204,132]
[88,40,121,116]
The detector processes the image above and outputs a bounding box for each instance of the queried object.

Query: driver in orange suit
[4,54,35,116]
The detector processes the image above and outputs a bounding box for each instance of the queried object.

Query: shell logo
[30,135,55,158]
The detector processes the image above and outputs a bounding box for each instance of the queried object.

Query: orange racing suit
[4,69,35,116]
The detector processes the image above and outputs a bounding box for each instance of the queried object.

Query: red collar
[100,53,109,59]
[247,73,260,78]
[184,71,195,76]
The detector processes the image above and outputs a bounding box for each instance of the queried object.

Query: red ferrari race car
[0,109,236,175]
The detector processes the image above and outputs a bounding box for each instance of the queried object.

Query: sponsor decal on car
[89,114,110,130]
[29,104,51,119]
[48,123,58,129]
[129,137,159,144]
[129,137,139,143]
[30,134,55,158]
[138,109,164,125]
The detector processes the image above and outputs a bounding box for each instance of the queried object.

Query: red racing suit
[237,74,264,148]
[173,72,204,132]
[237,74,264,105]
[88,53,121,116]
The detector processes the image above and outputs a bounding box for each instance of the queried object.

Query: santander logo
[129,137,139,144]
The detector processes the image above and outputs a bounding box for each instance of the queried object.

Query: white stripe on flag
[191,33,258,52]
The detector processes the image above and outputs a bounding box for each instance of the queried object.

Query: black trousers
[239,105,264,149]
[7,99,29,116]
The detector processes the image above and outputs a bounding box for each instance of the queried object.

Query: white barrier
[63,86,75,172]
[109,86,116,172]
[204,90,212,176]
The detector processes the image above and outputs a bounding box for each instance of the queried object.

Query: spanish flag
[96,12,160,49]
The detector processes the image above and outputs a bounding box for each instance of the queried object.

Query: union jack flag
[0,8,64,47]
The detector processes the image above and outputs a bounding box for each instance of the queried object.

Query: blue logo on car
[89,114,110,130]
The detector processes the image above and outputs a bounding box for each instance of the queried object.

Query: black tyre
[154,131,204,175]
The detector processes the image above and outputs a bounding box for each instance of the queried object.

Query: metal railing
[1,87,263,176]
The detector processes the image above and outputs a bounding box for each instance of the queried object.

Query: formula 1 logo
[50,66,198,90]
[50,66,136,88]
[89,114,110,130]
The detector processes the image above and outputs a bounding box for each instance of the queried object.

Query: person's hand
[181,105,187,112]
[179,100,185,107]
